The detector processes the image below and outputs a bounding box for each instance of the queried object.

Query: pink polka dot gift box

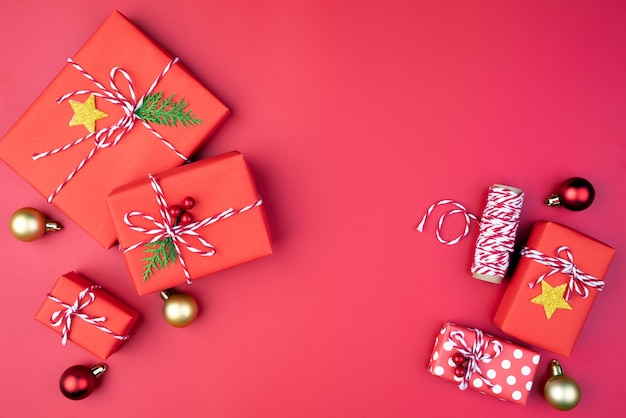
[427,322,540,405]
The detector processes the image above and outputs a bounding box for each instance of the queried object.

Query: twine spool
[471,184,524,284]
[416,184,524,284]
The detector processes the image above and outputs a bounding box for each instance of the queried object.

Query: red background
[1,1,625,417]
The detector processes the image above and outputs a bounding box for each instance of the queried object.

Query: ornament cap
[545,194,561,207]
[90,363,107,378]
[160,288,174,301]
[549,359,563,377]
[45,219,63,232]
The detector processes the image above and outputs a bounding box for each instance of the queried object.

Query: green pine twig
[135,92,203,127]
[141,237,178,281]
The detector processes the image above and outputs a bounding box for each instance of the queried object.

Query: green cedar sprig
[141,236,178,281]
[135,92,203,127]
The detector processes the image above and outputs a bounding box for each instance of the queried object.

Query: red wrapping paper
[107,151,272,296]
[34,271,139,360]
[428,322,540,405]
[494,221,615,357]
[0,11,229,248]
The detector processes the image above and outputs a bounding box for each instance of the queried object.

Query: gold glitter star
[68,94,108,133]
[530,281,572,319]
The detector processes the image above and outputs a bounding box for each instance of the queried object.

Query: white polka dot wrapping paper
[427,322,540,405]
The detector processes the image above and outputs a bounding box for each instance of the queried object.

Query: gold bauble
[544,360,581,411]
[9,207,62,242]
[161,289,198,327]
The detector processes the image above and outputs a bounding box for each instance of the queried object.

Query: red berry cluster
[452,352,468,378]
[168,196,196,226]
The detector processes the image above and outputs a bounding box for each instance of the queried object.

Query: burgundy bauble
[452,353,466,365]
[545,177,595,211]
[453,365,467,378]
[182,196,196,210]
[59,364,106,400]
[168,205,184,219]
[179,212,194,226]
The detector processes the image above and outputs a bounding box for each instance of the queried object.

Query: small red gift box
[0,11,229,248]
[494,221,615,357]
[428,322,540,405]
[34,271,139,360]
[107,151,272,296]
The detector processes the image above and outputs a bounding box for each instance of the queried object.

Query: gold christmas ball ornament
[9,207,62,242]
[160,289,199,327]
[544,360,581,411]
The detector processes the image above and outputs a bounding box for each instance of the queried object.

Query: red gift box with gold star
[0,10,229,248]
[493,221,615,357]
[106,151,272,296]
[34,271,139,360]
[427,322,540,405]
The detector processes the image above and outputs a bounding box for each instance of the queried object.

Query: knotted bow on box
[120,174,263,284]
[47,284,129,346]
[521,245,604,301]
[32,57,188,202]
[447,328,503,391]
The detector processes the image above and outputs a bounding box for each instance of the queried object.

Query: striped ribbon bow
[448,328,503,390]
[120,174,263,284]
[32,57,187,202]
[48,285,129,346]
[521,245,604,300]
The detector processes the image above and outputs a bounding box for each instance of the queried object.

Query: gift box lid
[107,151,273,295]
[34,271,139,359]
[428,322,540,405]
[0,10,229,248]
[494,221,616,357]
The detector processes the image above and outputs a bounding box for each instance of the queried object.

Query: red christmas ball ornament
[452,353,466,365]
[453,365,467,378]
[168,205,184,219]
[545,177,595,211]
[179,212,194,226]
[182,196,196,210]
[59,364,107,400]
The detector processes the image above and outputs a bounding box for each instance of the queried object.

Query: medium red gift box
[0,10,229,248]
[428,322,540,405]
[107,151,272,296]
[34,271,139,360]
[494,221,615,357]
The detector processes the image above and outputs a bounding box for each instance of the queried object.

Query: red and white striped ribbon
[48,285,129,346]
[416,199,479,245]
[521,245,604,301]
[120,174,263,284]
[32,57,187,202]
[448,328,503,391]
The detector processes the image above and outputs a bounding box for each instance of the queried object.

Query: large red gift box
[107,151,272,296]
[494,221,615,357]
[34,271,139,360]
[0,10,229,248]
[428,322,540,405]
